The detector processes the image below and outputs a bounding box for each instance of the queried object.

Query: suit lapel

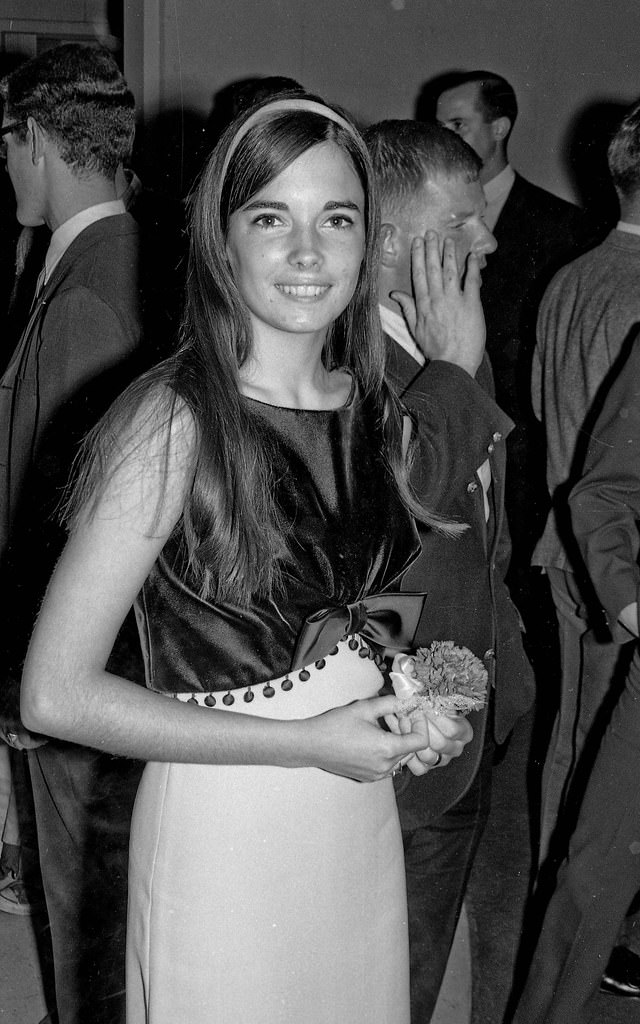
[384,332,423,392]
[492,173,526,239]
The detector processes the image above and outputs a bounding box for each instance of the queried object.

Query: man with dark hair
[435,70,590,681]
[366,118,534,1021]
[517,99,640,1011]
[1,43,135,177]
[434,71,518,194]
[0,43,146,1024]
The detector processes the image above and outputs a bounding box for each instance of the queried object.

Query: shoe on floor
[600,946,640,998]
[0,875,37,916]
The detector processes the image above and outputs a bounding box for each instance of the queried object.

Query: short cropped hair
[364,119,481,218]
[607,100,640,199]
[0,43,135,177]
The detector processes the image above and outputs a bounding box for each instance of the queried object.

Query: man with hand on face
[365,119,534,1021]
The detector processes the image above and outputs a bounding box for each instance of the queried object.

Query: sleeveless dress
[126,384,420,1024]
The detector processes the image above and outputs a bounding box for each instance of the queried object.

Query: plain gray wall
[2,0,638,204]
[122,0,639,205]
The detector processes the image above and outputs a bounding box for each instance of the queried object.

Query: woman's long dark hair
[68,96,459,605]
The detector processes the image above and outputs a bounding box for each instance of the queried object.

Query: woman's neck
[240,345,351,410]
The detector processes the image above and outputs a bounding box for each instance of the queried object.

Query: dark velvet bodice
[135,384,420,693]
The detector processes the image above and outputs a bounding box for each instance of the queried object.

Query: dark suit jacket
[386,338,535,826]
[0,212,146,718]
[481,173,593,558]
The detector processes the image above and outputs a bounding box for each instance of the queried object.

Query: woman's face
[225,140,366,347]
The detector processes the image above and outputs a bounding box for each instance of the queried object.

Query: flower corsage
[389,640,488,717]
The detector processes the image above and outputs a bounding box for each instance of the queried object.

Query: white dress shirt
[482,164,516,232]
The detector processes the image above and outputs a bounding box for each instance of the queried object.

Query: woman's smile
[275,283,331,298]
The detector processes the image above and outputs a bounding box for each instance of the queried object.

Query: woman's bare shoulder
[74,383,199,536]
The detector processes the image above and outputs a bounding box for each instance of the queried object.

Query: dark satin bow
[291,592,427,671]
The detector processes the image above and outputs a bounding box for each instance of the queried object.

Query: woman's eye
[253,214,281,228]
[326,215,353,228]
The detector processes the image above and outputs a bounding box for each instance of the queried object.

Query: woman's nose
[288,225,322,268]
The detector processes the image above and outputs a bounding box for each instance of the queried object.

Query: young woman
[21,96,471,1024]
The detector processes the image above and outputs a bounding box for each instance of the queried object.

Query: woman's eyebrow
[324,200,361,211]
[242,199,289,211]
[241,198,361,212]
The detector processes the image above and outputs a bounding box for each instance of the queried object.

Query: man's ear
[491,116,511,142]
[27,116,46,164]
[380,222,400,268]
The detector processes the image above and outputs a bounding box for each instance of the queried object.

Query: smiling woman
[20,94,471,1024]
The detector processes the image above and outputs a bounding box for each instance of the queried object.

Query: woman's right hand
[389,706,474,776]
[299,695,469,783]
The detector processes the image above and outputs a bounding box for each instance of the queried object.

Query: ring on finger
[391,760,403,777]
[430,751,442,767]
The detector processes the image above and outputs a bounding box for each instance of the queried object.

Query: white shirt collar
[379,303,425,367]
[617,220,640,237]
[44,199,126,283]
[483,163,515,203]
[482,164,515,231]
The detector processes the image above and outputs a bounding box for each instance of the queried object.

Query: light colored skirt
[126,641,410,1024]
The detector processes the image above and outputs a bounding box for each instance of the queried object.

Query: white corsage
[390,640,488,717]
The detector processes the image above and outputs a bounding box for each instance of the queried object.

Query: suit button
[484,648,495,660]
[492,431,502,442]
[467,481,478,493]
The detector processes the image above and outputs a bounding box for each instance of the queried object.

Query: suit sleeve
[31,285,141,484]
[0,285,142,724]
[569,339,640,641]
[36,285,139,425]
[397,358,513,511]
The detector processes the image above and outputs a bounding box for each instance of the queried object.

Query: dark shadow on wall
[132,107,210,201]
[414,69,469,123]
[563,97,633,237]
[206,75,305,148]
[132,75,307,202]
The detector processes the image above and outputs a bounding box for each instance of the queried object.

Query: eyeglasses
[0,120,28,159]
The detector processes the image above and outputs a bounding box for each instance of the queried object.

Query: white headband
[220,97,358,187]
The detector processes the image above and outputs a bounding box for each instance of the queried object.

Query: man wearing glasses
[0,43,145,1024]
